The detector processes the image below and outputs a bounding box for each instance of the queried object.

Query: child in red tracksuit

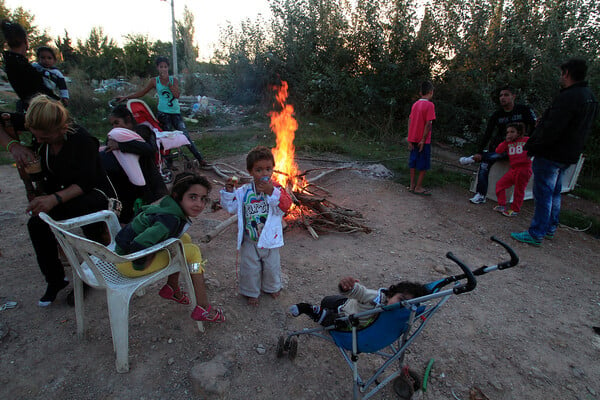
[494,122,532,217]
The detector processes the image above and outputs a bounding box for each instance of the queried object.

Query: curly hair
[246,145,275,171]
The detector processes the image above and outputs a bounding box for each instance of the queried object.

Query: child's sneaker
[502,209,518,217]
[493,205,506,213]
[289,303,319,318]
[469,193,486,204]
[459,156,475,165]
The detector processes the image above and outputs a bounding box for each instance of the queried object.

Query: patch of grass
[572,176,600,203]
[559,209,600,238]
[195,127,274,160]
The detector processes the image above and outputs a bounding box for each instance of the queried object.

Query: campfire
[205,81,370,241]
[268,81,371,239]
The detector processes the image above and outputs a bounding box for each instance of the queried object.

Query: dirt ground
[1,148,599,400]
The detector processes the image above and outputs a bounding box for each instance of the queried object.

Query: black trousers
[28,191,107,285]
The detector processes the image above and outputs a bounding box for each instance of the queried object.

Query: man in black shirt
[512,59,598,246]
[460,86,537,203]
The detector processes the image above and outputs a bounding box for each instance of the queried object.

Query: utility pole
[170,0,178,76]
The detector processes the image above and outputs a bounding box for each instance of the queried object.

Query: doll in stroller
[278,236,519,400]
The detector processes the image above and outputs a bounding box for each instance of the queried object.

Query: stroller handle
[490,236,519,269]
[445,252,477,294]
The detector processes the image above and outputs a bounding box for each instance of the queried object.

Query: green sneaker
[511,231,541,247]
[545,233,554,240]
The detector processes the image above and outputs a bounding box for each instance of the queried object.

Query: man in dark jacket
[511,58,598,246]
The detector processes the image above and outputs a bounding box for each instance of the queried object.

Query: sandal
[158,284,190,305]
[191,304,225,322]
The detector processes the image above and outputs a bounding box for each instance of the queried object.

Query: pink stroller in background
[126,99,190,184]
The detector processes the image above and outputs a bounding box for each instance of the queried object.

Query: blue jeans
[476,151,508,195]
[528,157,570,240]
[157,111,205,162]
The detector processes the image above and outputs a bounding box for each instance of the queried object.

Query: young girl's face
[38,50,55,68]
[157,62,169,78]
[249,158,274,184]
[109,115,135,130]
[506,127,519,142]
[179,184,209,218]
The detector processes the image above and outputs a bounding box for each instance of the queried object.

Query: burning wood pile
[207,81,371,241]
[269,81,371,239]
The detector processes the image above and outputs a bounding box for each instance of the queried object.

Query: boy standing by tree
[407,81,435,196]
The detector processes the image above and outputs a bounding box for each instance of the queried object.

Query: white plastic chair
[39,210,203,373]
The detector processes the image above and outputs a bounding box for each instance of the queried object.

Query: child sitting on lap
[493,122,532,217]
[115,172,224,322]
[290,276,428,327]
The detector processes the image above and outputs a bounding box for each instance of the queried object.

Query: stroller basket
[277,236,519,400]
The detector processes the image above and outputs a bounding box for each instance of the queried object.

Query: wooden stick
[200,215,237,243]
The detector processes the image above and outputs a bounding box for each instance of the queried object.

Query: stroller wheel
[287,336,298,360]
[276,336,285,358]
[393,369,421,399]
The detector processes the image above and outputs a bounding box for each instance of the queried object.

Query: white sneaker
[459,156,475,165]
[469,193,486,204]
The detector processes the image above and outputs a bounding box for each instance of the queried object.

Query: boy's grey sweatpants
[239,234,282,298]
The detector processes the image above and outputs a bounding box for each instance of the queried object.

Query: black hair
[246,145,275,171]
[110,104,135,126]
[170,172,211,203]
[561,58,588,82]
[36,46,56,60]
[156,56,170,66]
[1,20,27,48]
[383,281,429,299]
[420,81,434,95]
[499,85,516,95]
[506,122,525,137]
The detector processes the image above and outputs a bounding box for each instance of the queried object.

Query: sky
[5,0,272,61]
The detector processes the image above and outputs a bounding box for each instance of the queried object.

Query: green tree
[122,34,153,77]
[77,27,123,80]
[176,6,199,73]
[0,0,50,57]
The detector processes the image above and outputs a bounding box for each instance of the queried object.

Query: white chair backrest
[39,211,134,289]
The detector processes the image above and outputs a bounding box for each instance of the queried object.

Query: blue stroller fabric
[330,304,426,353]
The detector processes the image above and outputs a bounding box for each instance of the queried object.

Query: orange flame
[269,81,305,191]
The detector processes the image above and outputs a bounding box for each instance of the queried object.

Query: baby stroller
[277,236,519,400]
[125,99,191,184]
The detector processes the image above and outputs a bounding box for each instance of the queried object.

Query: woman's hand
[105,139,120,152]
[26,194,59,216]
[9,143,36,169]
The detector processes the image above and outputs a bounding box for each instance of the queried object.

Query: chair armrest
[115,237,183,263]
